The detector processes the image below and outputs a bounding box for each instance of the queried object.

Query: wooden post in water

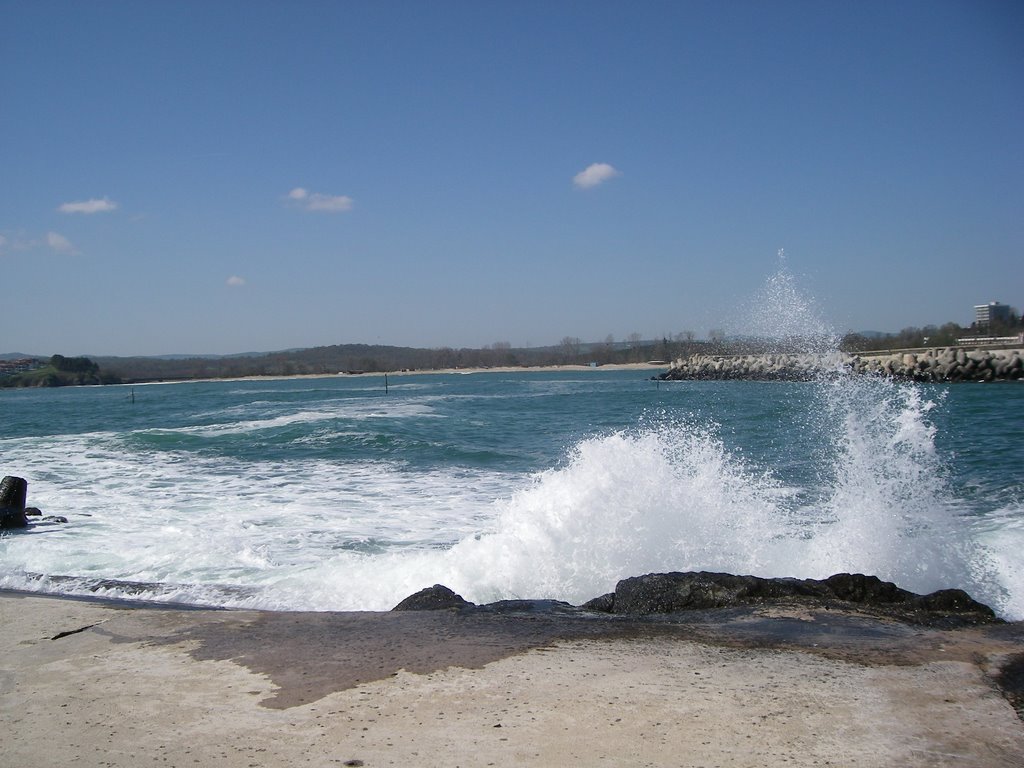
[384,373,388,394]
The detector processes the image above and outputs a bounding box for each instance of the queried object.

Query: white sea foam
[967,504,1024,620]
[0,429,516,609]
[430,382,1004,613]
[167,401,441,438]
[298,378,1011,614]
[2,383,1017,617]
[439,424,780,603]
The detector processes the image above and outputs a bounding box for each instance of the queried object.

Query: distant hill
[87,338,690,382]
[15,318,1013,384]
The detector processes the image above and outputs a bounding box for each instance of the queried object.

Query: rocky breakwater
[658,347,1024,383]
[393,571,999,628]
[849,347,1024,382]
[657,352,839,381]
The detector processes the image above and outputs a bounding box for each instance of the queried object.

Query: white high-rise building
[974,301,1012,328]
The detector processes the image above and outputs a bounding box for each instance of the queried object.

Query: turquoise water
[1,370,1022,617]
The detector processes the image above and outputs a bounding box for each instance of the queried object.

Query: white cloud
[573,163,620,189]
[226,275,246,287]
[46,231,76,254]
[306,193,353,211]
[58,197,118,214]
[286,187,353,212]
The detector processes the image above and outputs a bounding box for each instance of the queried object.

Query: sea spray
[732,261,1004,607]
[800,373,1001,601]
[435,376,991,610]
[442,422,787,605]
[734,253,838,354]
[970,504,1024,619]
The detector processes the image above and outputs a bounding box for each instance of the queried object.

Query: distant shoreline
[123,361,671,385]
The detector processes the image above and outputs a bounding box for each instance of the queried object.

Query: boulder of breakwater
[848,348,1023,382]
[0,475,29,528]
[658,352,835,381]
[392,584,473,611]
[581,571,998,627]
[658,347,1024,383]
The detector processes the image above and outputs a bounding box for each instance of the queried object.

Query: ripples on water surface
[1,371,1021,618]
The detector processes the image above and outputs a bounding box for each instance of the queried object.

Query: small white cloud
[46,231,76,254]
[306,193,353,211]
[226,275,246,287]
[573,163,620,189]
[58,197,118,214]
[285,187,353,212]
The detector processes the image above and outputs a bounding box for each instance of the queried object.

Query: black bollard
[0,475,29,528]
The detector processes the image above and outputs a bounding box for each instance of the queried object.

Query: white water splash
[300,375,1006,613]
[2,387,1015,617]
[731,256,838,354]
[443,424,786,604]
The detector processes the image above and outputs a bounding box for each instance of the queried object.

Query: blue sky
[2,1,1022,356]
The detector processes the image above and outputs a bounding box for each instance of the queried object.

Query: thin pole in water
[130,388,135,404]
[384,373,388,394]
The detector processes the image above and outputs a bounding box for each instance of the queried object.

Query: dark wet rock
[995,653,1024,721]
[610,571,809,614]
[821,572,906,603]
[25,506,42,517]
[40,515,69,524]
[393,573,997,626]
[917,587,992,613]
[392,584,473,611]
[596,571,998,627]
[581,593,616,613]
[1,475,29,529]
[467,599,583,615]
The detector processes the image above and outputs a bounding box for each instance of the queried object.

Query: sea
[2,367,1022,619]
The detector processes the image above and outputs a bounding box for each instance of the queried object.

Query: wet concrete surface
[6,590,1024,767]
[74,598,1024,711]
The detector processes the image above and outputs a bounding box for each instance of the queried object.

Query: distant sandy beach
[135,362,670,386]
[3,591,1022,767]
[382,362,671,376]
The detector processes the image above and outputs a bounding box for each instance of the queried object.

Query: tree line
[0,355,120,388]
[840,312,1022,352]
[6,312,1020,386]
[93,338,687,382]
